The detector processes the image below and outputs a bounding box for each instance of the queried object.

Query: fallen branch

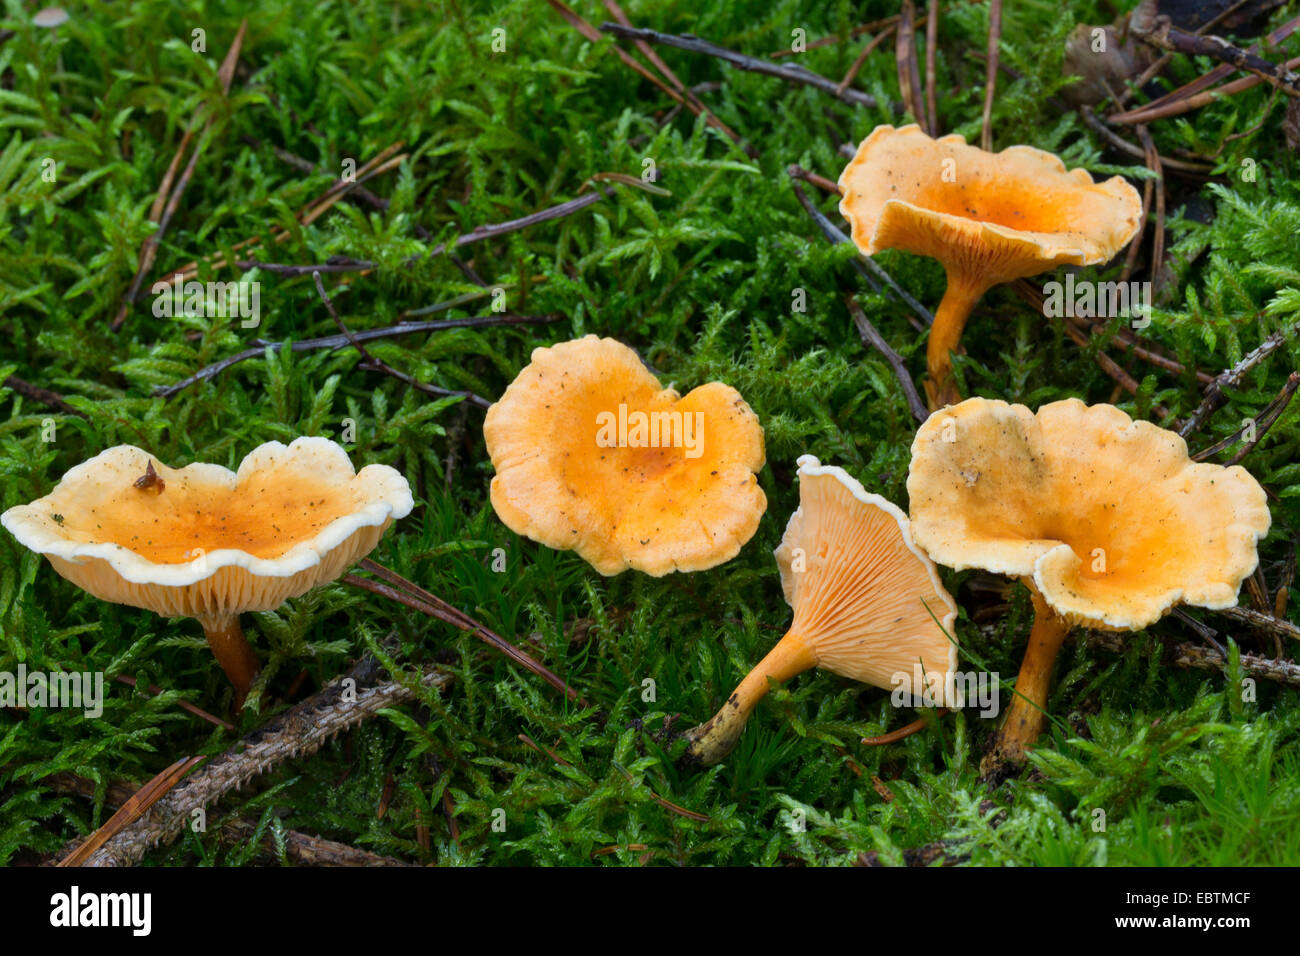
[73,652,451,866]
[2,375,88,417]
[1211,605,1300,647]
[1133,16,1300,98]
[153,312,559,399]
[598,23,879,108]
[1082,628,1300,688]
[842,292,929,424]
[1192,370,1299,464]
[1179,321,1300,437]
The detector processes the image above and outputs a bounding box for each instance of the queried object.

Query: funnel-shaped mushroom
[2,438,413,708]
[484,334,766,576]
[838,124,1143,408]
[907,398,1270,778]
[682,455,959,766]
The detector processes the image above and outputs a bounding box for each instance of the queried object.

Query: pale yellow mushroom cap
[838,124,1143,284]
[1,437,413,628]
[775,455,960,706]
[907,398,1271,630]
[484,335,767,576]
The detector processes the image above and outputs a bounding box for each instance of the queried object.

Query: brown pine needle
[981,0,1002,150]
[862,709,948,746]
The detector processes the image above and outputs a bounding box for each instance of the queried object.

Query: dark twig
[1135,125,1166,287]
[241,188,615,277]
[347,559,584,704]
[1211,606,1300,648]
[1179,322,1300,438]
[842,293,929,424]
[789,173,934,330]
[1192,371,1300,464]
[2,376,87,417]
[312,272,492,409]
[770,16,906,58]
[981,0,1002,150]
[597,23,878,108]
[1133,17,1300,98]
[836,24,896,96]
[153,313,559,399]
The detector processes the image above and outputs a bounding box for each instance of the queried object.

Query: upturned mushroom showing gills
[682,455,959,767]
[1,438,413,709]
[907,398,1271,780]
[838,124,1142,409]
[484,334,766,576]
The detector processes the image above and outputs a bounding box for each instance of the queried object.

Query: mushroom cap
[907,398,1272,630]
[838,124,1143,285]
[1,437,413,626]
[33,7,70,27]
[484,335,766,576]
[774,455,959,706]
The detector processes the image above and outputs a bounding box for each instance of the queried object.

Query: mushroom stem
[980,588,1071,780]
[925,271,990,410]
[681,630,818,767]
[201,615,260,710]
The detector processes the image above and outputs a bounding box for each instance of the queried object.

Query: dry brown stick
[312,271,492,409]
[1192,371,1300,463]
[598,0,752,155]
[348,558,584,703]
[612,762,709,822]
[1135,125,1166,287]
[836,24,896,96]
[896,1,926,124]
[114,675,234,731]
[1077,107,1212,174]
[1134,17,1300,97]
[925,0,940,135]
[1120,128,1155,283]
[861,708,947,745]
[1115,0,1259,107]
[1111,55,1300,124]
[981,0,1002,150]
[842,292,929,424]
[1082,628,1300,686]
[51,772,412,866]
[546,0,699,112]
[597,22,878,108]
[1116,14,1300,119]
[154,312,559,399]
[110,21,247,332]
[76,654,451,866]
[2,375,87,417]
[57,756,204,866]
[1179,321,1300,437]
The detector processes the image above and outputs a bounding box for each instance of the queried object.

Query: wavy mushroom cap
[1,437,413,625]
[775,455,959,705]
[907,398,1271,630]
[484,335,766,576]
[838,124,1142,283]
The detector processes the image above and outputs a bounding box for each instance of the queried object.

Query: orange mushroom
[1,437,413,709]
[682,455,959,766]
[484,334,766,576]
[838,124,1143,408]
[907,398,1271,779]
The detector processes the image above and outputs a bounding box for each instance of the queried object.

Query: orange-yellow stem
[925,270,990,410]
[981,588,1071,780]
[682,631,817,767]
[202,615,259,711]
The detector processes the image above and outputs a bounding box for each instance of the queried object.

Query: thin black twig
[597,23,879,108]
[1192,371,1300,464]
[1180,323,1300,437]
[842,293,929,423]
[153,313,560,399]
[311,272,493,409]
